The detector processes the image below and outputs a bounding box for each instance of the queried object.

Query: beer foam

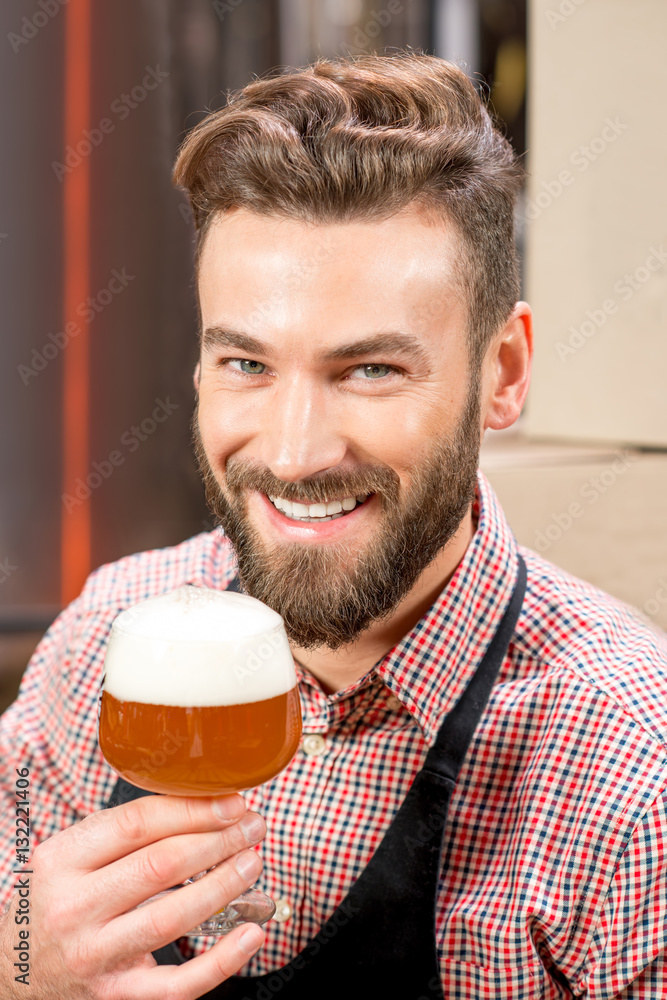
[103,585,297,706]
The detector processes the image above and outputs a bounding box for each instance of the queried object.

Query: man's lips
[251,489,376,541]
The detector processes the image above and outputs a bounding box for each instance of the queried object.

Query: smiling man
[1,53,667,1000]
[191,204,510,685]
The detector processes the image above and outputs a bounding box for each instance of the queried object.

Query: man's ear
[193,361,201,394]
[481,302,533,431]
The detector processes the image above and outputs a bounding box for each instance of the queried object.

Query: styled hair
[172,51,524,366]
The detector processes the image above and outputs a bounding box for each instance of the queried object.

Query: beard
[192,383,481,651]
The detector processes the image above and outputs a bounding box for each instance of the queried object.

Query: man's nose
[259,377,348,483]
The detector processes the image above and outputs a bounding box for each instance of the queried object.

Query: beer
[99,688,301,795]
[98,584,302,796]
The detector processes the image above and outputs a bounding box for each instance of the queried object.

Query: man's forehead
[199,203,461,274]
[197,204,466,348]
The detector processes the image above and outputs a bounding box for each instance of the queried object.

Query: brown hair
[172,51,524,366]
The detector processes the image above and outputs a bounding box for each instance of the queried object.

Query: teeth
[267,492,370,521]
[291,511,346,522]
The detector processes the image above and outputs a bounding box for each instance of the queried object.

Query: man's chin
[213,520,389,649]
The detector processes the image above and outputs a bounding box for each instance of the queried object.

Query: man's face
[195,204,484,649]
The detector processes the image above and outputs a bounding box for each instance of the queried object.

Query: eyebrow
[201,326,429,366]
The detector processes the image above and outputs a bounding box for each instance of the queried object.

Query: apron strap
[424,554,527,781]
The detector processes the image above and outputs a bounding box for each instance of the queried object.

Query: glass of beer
[98,583,302,935]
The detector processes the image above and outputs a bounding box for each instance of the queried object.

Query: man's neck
[290,509,476,695]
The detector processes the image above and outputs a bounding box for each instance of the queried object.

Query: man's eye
[228,359,266,375]
[350,363,394,379]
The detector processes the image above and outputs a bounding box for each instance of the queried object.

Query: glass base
[137,885,276,936]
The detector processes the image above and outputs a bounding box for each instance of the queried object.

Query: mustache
[191,408,401,505]
[223,457,401,505]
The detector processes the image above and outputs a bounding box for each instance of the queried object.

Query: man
[1,52,666,999]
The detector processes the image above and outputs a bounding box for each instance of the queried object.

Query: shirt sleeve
[0,592,117,911]
[582,782,667,998]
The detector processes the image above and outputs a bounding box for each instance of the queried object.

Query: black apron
[105,555,527,999]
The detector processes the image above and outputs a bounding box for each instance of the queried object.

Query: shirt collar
[373,469,520,743]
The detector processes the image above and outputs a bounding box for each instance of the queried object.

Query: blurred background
[1,0,665,709]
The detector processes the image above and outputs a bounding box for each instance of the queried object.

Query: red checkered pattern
[2,472,667,997]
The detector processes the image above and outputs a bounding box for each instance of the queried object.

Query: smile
[266,493,370,522]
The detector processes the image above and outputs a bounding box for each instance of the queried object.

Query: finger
[98,848,264,966]
[53,794,247,873]
[80,811,266,923]
[118,923,265,1000]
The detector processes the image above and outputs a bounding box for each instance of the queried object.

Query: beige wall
[525,0,667,446]
[481,432,667,634]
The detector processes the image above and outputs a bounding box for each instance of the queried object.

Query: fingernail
[240,812,265,842]
[235,849,262,880]
[212,795,244,821]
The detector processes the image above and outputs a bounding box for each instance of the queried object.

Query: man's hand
[0,793,267,999]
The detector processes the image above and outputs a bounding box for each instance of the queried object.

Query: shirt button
[302,733,327,756]
[273,897,292,923]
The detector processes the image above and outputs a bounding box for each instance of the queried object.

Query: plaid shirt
[2,471,667,998]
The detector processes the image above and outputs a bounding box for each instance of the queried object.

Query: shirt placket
[247,675,382,971]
